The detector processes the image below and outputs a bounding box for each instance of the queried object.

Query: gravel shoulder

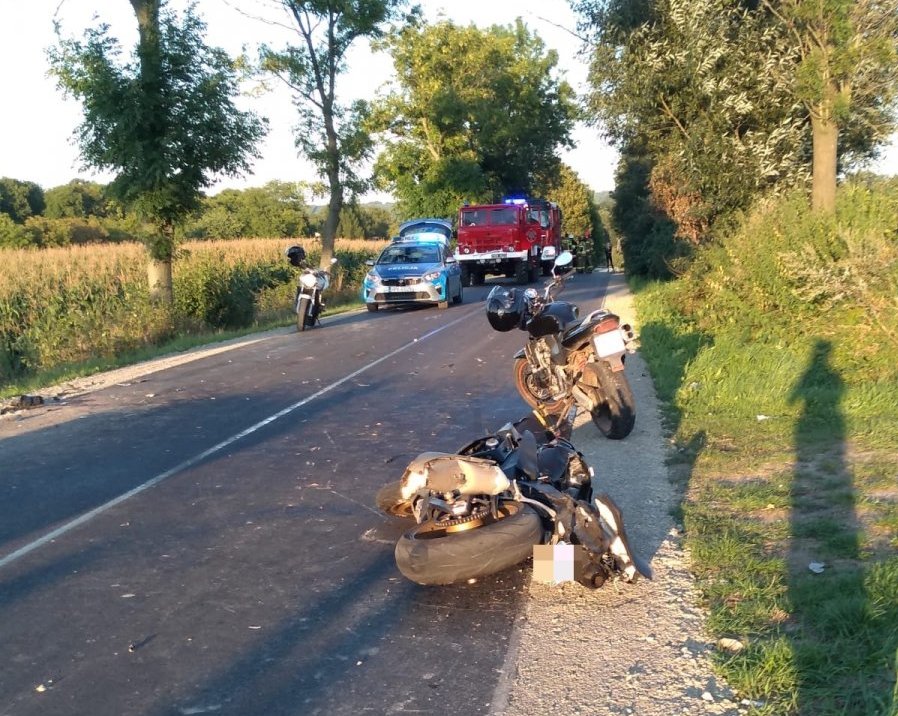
[496,271,744,716]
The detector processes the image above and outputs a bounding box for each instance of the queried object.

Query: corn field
[0,238,386,385]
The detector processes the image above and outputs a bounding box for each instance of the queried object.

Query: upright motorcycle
[486,251,637,439]
[376,413,651,587]
[286,245,337,332]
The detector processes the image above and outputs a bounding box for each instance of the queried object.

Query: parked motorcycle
[376,413,652,587]
[486,251,637,439]
[286,245,337,332]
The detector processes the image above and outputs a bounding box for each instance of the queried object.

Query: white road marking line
[0,308,480,570]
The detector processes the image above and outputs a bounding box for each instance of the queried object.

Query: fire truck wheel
[514,261,528,285]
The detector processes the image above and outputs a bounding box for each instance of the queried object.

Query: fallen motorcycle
[286,245,337,332]
[486,250,637,439]
[376,414,652,587]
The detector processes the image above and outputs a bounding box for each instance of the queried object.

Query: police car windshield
[377,245,440,264]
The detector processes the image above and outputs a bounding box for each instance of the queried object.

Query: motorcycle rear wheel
[375,480,414,518]
[297,296,312,332]
[513,358,565,414]
[590,362,636,439]
[395,503,543,585]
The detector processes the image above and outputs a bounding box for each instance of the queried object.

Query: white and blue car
[362,218,463,311]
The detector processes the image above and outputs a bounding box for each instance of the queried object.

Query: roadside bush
[676,181,898,374]
[0,214,32,248]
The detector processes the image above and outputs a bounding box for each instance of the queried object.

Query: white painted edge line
[0,308,480,571]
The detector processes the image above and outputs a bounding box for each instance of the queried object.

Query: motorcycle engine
[531,338,567,398]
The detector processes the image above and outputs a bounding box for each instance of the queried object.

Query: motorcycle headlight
[300,272,319,289]
[423,270,441,282]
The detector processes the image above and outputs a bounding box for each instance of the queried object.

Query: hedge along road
[0,274,612,716]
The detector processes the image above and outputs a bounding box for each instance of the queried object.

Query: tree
[0,178,45,223]
[371,19,576,219]
[186,181,312,239]
[49,0,266,302]
[575,0,810,242]
[536,163,599,239]
[259,0,413,268]
[44,180,108,219]
[759,0,898,212]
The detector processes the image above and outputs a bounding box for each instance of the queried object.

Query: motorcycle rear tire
[375,480,414,518]
[590,362,636,439]
[297,296,312,332]
[395,503,543,585]
[513,357,565,414]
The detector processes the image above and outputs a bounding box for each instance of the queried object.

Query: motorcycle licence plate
[593,330,626,358]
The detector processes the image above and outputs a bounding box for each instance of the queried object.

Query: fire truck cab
[454,197,562,286]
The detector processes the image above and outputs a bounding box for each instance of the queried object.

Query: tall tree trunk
[148,259,173,304]
[130,0,176,303]
[320,111,342,269]
[810,111,838,214]
[148,219,174,303]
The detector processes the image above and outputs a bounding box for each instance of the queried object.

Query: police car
[362,219,463,311]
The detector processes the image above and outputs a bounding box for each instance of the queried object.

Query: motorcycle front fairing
[399,452,511,500]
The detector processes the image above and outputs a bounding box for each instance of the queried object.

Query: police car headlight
[365,271,381,285]
[423,270,441,282]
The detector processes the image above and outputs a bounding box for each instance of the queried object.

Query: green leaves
[259,1,410,265]
[49,1,267,260]
[371,19,576,218]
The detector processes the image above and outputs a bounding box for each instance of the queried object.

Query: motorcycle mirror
[553,251,574,276]
[554,250,573,268]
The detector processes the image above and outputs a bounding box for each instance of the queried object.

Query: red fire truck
[454,197,563,285]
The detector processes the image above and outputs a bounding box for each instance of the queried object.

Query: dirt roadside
[494,271,747,716]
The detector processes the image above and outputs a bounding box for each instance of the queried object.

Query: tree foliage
[536,163,600,240]
[49,0,266,301]
[577,0,810,243]
[259,0,413,267]
[574,0,898,249]
[185,181,312,239]
[370,18,576,219]
[759,0,898,211]
[44,180,108,219]
[0,178,46,223]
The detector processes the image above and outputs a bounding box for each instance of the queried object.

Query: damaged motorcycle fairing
[399,452,511,500]
[520,481,652,585]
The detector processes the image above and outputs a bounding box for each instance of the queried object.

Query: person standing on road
[604,239,614,272]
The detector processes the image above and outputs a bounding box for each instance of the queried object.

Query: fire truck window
[462,210,482,226]
[490,208,517,225]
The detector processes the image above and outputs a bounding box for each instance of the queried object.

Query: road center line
[0,308,480,570]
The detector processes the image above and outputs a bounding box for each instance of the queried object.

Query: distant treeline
[0,177,399,248]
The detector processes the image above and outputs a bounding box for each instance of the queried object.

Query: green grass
[632,189,898,716]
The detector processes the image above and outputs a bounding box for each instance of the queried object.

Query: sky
[1,0,895,201]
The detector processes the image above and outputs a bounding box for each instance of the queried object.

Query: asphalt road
[0,271,612,716]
